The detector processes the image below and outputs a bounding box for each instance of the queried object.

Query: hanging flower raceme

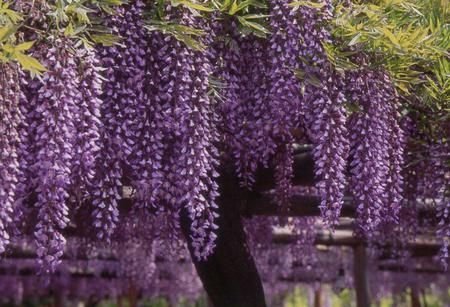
[219,23,274,187]
[71,48,103,204]
[92,0,148,240]
[0,64,24,254]
[423,143,449,269]
[145,5,220,259]
[10,70,32,236]
[28,39,80,273]
[297,1,349,228]
[266,0,304,213]
[346,68,404,234]
[267,0,302,138]
[132,29,166,211]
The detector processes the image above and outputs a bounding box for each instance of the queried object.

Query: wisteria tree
[0,0,448,306]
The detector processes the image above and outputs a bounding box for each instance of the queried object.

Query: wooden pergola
[1,148,446,307]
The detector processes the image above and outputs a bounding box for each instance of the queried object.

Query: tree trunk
[353,244,371,307]
[180,168,267,307]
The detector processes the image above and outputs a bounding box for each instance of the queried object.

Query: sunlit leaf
[12,52,47,73]
[173,0,213,12]
[91,34,121,46]
[289,1,325,9]
[14,41,35,51]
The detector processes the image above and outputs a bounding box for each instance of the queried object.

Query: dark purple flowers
[31,40,79,273]
[0,0,446,273]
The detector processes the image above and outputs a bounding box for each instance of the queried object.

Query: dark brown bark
[180,169,266,307]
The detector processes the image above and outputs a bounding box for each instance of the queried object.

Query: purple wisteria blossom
[93,0,148,240]
[267,0,303,212]
[423,144,449,269]
[347,68,405,234]
[297,1,349,227]
[0,64,24,254]
[149,6,220,259]
[30,40,79,273]
[71,48,103,204]
[219,27,274,187]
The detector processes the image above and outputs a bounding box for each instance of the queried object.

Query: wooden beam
[252,152,316,191]
[272,232,443,258]
[244,192,436,222]
[378,264,447,274]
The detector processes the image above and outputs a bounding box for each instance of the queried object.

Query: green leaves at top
[171,0,214,12]
[1,40,47,74]
[145,21,206,51]
[289,1,325,9]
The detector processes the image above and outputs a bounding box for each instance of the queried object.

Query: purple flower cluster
[146,6,220,259]
[71,49,103,204]
[267,0,302,137]
[267,0,304,212]
[274,145,294,214]
[297,2,349,227]
[219,26,274,187]
[423,144,449,269]
[0,65,24,254]
[92,0,148,240]
[346,68,405,234]
[29,40,80,273]
[2,0,446,275]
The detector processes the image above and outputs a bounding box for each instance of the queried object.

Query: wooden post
[206,294,215,307]
[128,282,139,307]
[52,292,64,307]
[117,296,123,307]
[314,284,322,307]
[410,287,421,307]
[420,289,428,307]
[353,244,371,307]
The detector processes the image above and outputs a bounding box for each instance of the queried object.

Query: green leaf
[0,26,15,42]
[228,0,266,15]
[380,27,401,47]
[220,0,233,11]
[91,34,121,46]
[12,52,47,74]
[348,33,361,46]
[64,22,75,36]
[306,74,322,87]
[241,14,270,19]
[229,0,239,15]
[173,0,213,12]
[237,16,270,34]
[14,41,35,51]
[289,1,325,9]
[0,7,22,23]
